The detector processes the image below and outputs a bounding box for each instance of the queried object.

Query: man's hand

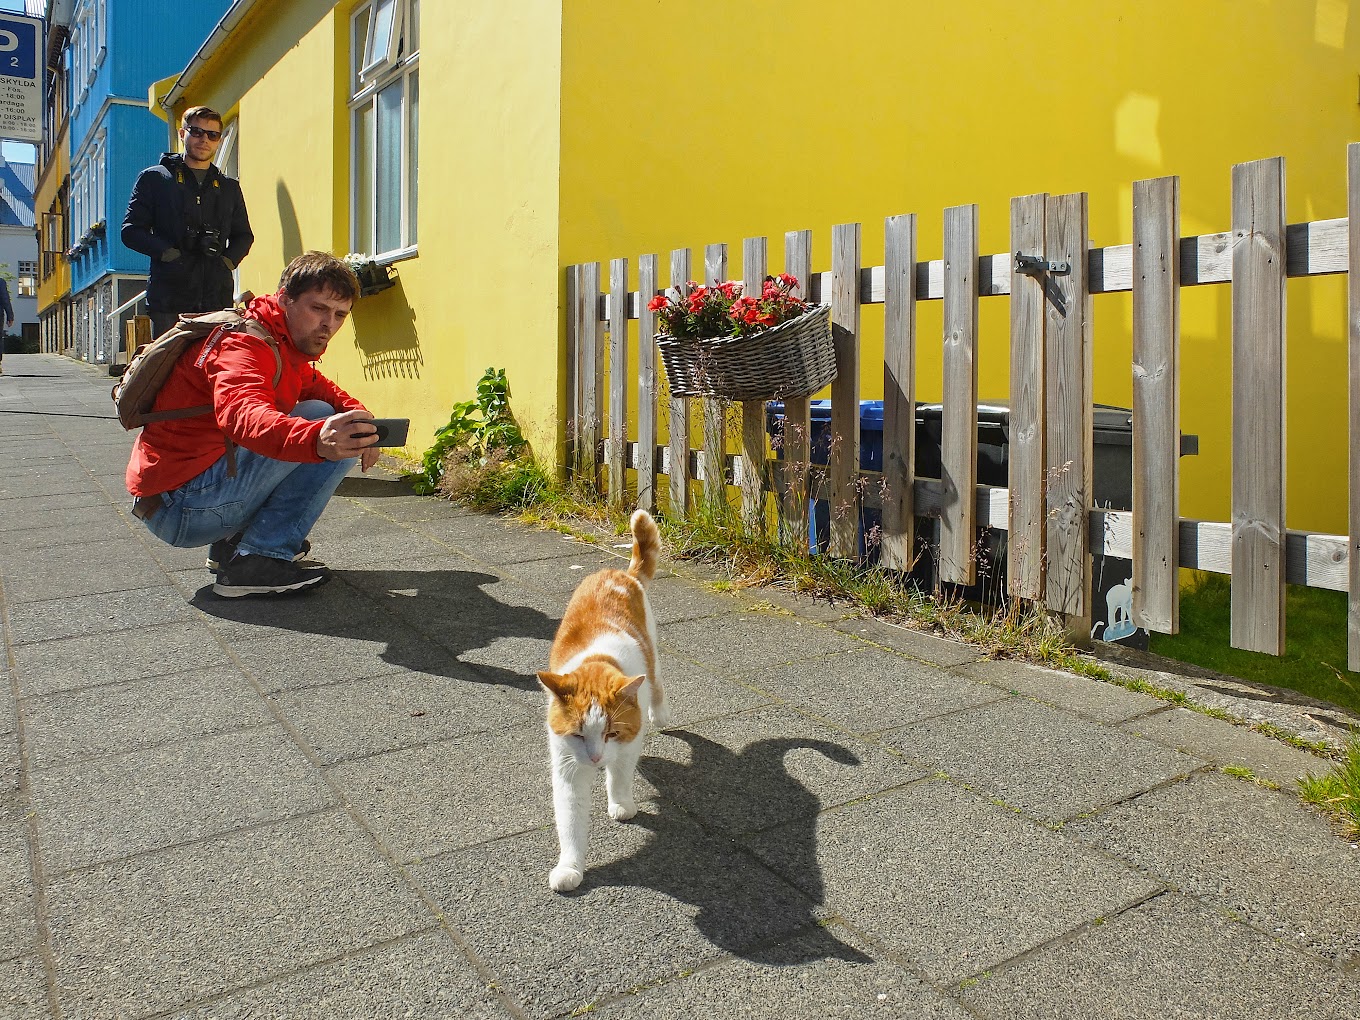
[160,247,182,263]
[317,409,381,468]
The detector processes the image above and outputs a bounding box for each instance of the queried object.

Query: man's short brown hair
[181,105,223,129]
[278,251,361,304]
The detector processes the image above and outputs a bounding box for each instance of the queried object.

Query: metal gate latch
[1014,252,1070,276]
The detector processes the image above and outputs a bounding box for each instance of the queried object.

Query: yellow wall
[560,0,1360,534]
[35,123,69,313]
[174,0,564,460]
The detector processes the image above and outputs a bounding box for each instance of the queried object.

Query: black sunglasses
[184,125,222,142]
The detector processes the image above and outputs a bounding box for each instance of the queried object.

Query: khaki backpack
[111,309,281,430]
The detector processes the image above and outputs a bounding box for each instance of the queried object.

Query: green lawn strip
[1149,572,1360,717]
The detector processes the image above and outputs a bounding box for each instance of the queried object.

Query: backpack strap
[134,318,283,425]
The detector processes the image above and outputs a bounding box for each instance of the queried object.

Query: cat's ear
[614,674,645,699]
[537,671,570,699]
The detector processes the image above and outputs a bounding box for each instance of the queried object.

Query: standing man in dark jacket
[0,276,12,375]
[122,105,254,339]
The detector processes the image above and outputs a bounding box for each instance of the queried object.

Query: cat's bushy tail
[627,509,660,585]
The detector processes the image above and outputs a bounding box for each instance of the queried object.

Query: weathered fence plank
[668,248,692,515]
[578,262,603,484]
[1044,193,1093,620]
[1009,194,1047,599]
[702,243,729,508]
[637,254,659,512]
[565,265,580,480]
[1131,176,1181,634]
[1230,157,1287,656]
[941,204,980,584]
[880,213,917,570]
[1350,145,1360,671]
[608,257,629,504]
[741,236,769,525]
[829,223,862,558]
[782,230,814,552]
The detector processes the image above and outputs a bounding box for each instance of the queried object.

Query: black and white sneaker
[207,536,312,572]
[211,553,331,598]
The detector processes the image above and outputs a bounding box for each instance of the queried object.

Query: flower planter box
[656,304,835,402]
[355,261,395,297]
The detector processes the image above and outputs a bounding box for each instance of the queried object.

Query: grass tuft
[1298,736,1360,837]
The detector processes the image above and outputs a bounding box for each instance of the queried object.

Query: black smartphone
[352,417,410,447]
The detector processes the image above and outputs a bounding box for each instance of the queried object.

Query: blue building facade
[62,0,231,362]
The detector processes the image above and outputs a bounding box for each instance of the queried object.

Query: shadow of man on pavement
[190,567,559,690]
[584,729,870,965]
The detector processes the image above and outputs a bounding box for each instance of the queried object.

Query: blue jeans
[142,400,355,560]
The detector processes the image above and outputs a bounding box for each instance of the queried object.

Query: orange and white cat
[537,508,675,892]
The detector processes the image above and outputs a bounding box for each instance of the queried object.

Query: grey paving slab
[44,810,434,1019]
[658,611,861,676]
[188,583,456,693]
[336,560,561,637]
[1069,771,1360,966]
[1118,706,1331,791]
[0,674,14,738]
[589,922,971,1019]
[277,665,539,765]
[4,584,198,646]
[12,619,231,698]
[649,651,776,728]
[331,722,555,862]
[415,512,598,566]
[956,657,1165,723]
[0,489,110,515]
[958,892,1360,1020]
[302,526,455,570]
[0,955,48,1018]
[747,779,1162,985]
[740,645,1007,734]
[21,664,273,770]
[409,811,829,1020]
[30,724,334,874]
[644,706,924,837]
[833,615,985,668]
[167,931,515,1020]
[881,697,1202,823]
[0,537,168,602]
[0,733,17,796]
[502,548,633,596]
[0,472,97,500]
[453,630,555,688]
[0,522,115,556]
[0,801,37,961]
[643,574,742,624]
[0,500,127,533]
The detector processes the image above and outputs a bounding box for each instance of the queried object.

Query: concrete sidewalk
[2,351,1358,1019]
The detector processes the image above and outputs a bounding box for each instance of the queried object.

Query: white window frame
[348,0,419,261]
[71,0,106,106]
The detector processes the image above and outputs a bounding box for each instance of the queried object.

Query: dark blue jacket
[122,153,254,314]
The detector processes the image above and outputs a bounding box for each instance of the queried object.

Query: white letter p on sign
[0,31,17,53]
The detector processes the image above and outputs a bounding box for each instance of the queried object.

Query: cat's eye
[606,730,619,739]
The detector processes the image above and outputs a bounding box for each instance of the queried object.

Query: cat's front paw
[649,702,676,729]
[608,800,637,821]
[549,864,583,892]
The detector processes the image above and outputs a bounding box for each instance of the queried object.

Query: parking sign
[0,12,42,143]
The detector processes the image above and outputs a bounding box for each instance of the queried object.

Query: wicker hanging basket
[656,304,836,402]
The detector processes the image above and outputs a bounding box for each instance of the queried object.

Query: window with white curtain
[349,0,419,259]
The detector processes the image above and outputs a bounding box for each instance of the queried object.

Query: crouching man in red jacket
[126,251,381,598]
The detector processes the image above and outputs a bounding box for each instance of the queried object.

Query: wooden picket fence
[565,147,1360,668]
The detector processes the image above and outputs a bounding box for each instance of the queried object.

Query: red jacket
[125,293,367,497]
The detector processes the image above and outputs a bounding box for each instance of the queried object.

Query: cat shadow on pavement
[584,729,871,965]
[190,567,559,690]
